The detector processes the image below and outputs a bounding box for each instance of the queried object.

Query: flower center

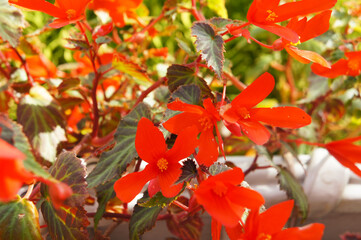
[198,116,213,131]
[66,9,77,19]
[257,233,272,240]
[213,182,228,197]
[266,10,278,22]
[157,158,168,172]
[237,107,251,120]
[348,59,359,71]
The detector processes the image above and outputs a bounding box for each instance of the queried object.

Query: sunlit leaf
[0,197,42,240]
[167,64,212,98]
[87,103,151,187]
[191,22,225,78]
[208,162,231,176]
[0,0,25,47]
[113,54,153,86]
[17,85,66,163]
[58,78,81,94]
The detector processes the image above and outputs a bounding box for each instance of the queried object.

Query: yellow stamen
[157,158,168,172]
[198,117,213,131]
[66,9,76,20]
[290,40,301,46]
[266,10,278,22]
[237,107,251,120]
[257,233,272,240]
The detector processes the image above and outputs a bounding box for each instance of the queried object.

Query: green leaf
[170,84,201,105]
[209,18,233,30]
[0,198,42,240]
[175,159,198,184]
[207,0,228,18]
[191,22,225,78]
[17,85,66,163]
[94,180,116,229]
[87,103,151,187]
[47,152,88,207]
[277,166,309,220]
[65,38,90,51]
[138,190,180,208]
[0,0,25,47]
[166,64,212,98]
[58,78,81,94]
[0,114,51,179]
[41,201,89,240]
[129,204,162,240]
[40,152,90,240]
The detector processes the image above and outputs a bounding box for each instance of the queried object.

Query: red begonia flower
[221,72,311,145]
[195,167,264,227]
[238,200,324,240]
[323,136,361,177]
[27,55,58,81]
[0,138,34,202]
[311,51,361,78]
[9,0,91,28]
[247,0,337,42]
[114,117,198,203]
[163,98,221,167]
[272,11,332,68]
[89,0,142,27]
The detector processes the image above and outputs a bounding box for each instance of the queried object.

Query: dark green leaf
[94,180,116,229]
[170,84,201,105]
[175,159,197,184]
[66,38,90,51]
[0,0,25,47]
[0,197,42,240]
[0,114,51,179]
[129,204,162,240]
[95,36,112,45]
[17,85,66,163]
[167,64,212,98]
[41,201,89,240]
[191,22,225,78]
[138,190,181,208]
[47,152,88,207]
[87,103,151,187]
[277,166,309,220]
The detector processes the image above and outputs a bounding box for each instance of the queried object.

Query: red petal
[299,11,331,43]
[207,167,245,186]
[0,138,26,161]
[48,16,84,28]
[250,107,312,129]
[135,118,167,164]
[227,186,265,210]
[276,0,337,23]
[254,23,299,43]
[148,178,161,198]
[196,130,219,167]
[114,165,156,203]
[273,223,325,240]
[9,0,66,18]
[232,72,275,109]
[223,120,243,136]
[211,218,222,240]
[286,46,331,68]
[203,98,221,121]
[167,99,205,115]
[165,126,198,162]
[158,162,183,198]
[311,60,349,78]
[238,120,271,145]
[225,224,243,240]
[162,112,201,135]
[259,200,294,235]
[48,181,73,209]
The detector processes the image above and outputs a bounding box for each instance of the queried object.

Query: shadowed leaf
[0,198,42,240]
[93,180,116,229]
[209,162,231,176]
[191,22,225,78]
[167,64,212,98]
[175,159,198,184]
[277,166,309,220]
[87,103,151,187]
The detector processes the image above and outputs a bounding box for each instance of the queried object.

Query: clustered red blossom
[2,0,361,239]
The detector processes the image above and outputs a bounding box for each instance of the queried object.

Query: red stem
[132,78,166,109]
[126,12,165,42]
[191,0,205,21]
[221,22,250,36]
[11,47,34,86]
[172,200,189,212]
[249,36,273,49]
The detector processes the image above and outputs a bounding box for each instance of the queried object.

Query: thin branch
[132,78,166,109]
